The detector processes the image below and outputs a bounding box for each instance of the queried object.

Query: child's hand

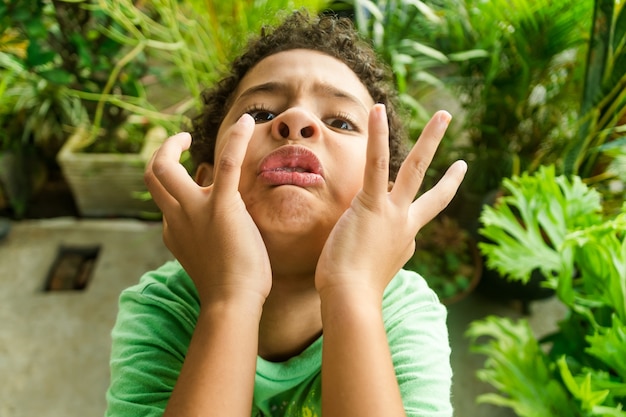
[315,105,467,301]
[145,115,272,306]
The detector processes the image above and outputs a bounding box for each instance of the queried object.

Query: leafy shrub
[468,166,626,416]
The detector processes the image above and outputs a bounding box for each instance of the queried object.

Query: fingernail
[438,110,452,125]
[238,113,254,126]
[374,103,387,119]
[458,160,468,174]
[172,131,191,139]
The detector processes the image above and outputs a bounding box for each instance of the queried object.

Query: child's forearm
[320,286,407,417]
[163,294,264,417]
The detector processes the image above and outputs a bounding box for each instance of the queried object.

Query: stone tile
[0,219,171,417]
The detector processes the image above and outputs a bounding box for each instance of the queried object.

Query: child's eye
[324,116,356,132]
[247,109,276,123]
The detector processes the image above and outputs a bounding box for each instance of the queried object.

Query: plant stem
[89,41,146,141]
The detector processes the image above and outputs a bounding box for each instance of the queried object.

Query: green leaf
[479,165,602,284]
[25,42,55,67]
[24,18,48,39]
[586,315,626,379]
[38,69,74,85]
[557,357,610,411]
[70,32,94,70]
[0,51,26,73]
[467,316,576,416]
[590,405,626,417]
[565,214,626,321]
[404,0,440,23]
[612,2,626,54]
[399,39,449,63]
[447,49,490,61]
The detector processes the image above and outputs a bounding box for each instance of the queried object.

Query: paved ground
[0,217,566,417]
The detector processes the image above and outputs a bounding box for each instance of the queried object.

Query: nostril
[300,126,314,138]
[279,123,290,138]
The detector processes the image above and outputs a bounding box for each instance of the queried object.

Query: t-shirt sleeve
[383,269,454,417]
[105,262,199,417]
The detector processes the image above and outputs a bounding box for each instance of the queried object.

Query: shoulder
[107,261,197,415]
[382,269,450,378]
[382,268,444,320]
[383,270,453,416]
[117,260,200,329]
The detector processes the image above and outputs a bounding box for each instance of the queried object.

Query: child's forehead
[232,49,373,106]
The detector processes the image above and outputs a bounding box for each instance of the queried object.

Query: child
[105,10,466,417]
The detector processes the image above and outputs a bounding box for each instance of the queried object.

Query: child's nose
[271,107,320,141]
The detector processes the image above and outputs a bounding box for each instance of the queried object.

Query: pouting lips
[257,145,324,186]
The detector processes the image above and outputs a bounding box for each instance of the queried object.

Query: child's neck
[257,274,322,362]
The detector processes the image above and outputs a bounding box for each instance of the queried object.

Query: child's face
[204,49,375,263]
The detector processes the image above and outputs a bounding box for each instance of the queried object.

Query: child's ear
[194,162,215,186]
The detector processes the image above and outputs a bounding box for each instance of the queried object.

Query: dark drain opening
[44,245,100,291]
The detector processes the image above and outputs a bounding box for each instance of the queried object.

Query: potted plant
[57,118,167,218]
[0,66,50,218]
[478,165,603,298]
[476,165,607,311]
[36,0,175,218]
[1,1,175,218]
[404,215,481,304]
[0,3,85,217]
[478,0,625,307]
[466,165,626,416]
[419,0,596,230]
[562,0,626,181]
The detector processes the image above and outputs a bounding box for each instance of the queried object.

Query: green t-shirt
[105,261,453,417]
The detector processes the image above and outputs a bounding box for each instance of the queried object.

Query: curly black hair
[190,10,408,180]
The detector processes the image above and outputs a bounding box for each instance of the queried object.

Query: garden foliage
[470,166,626,416]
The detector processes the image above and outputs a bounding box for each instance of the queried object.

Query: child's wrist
[199,287,266,318]
[318,283,383,316]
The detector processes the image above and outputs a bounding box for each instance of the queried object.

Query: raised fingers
[211,114,255,195]
[391,111,452,207]
[409,159,467,229]
[361,104,391,202]
[146,132,196,208]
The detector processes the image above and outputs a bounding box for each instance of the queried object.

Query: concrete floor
[0,218,567,417]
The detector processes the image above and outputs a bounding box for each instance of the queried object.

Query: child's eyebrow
[236,81,369,113]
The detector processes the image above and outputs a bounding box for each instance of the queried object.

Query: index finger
[149,132,199,202]
[211,113,255,195]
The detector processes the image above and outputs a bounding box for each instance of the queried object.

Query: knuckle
[370,154,389,172]
[149,156,168,177]
[412,160,428,180]
[218,154,239,172]
[404,158,428,186]
[434,191,452,212]
[143,169,156,187]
